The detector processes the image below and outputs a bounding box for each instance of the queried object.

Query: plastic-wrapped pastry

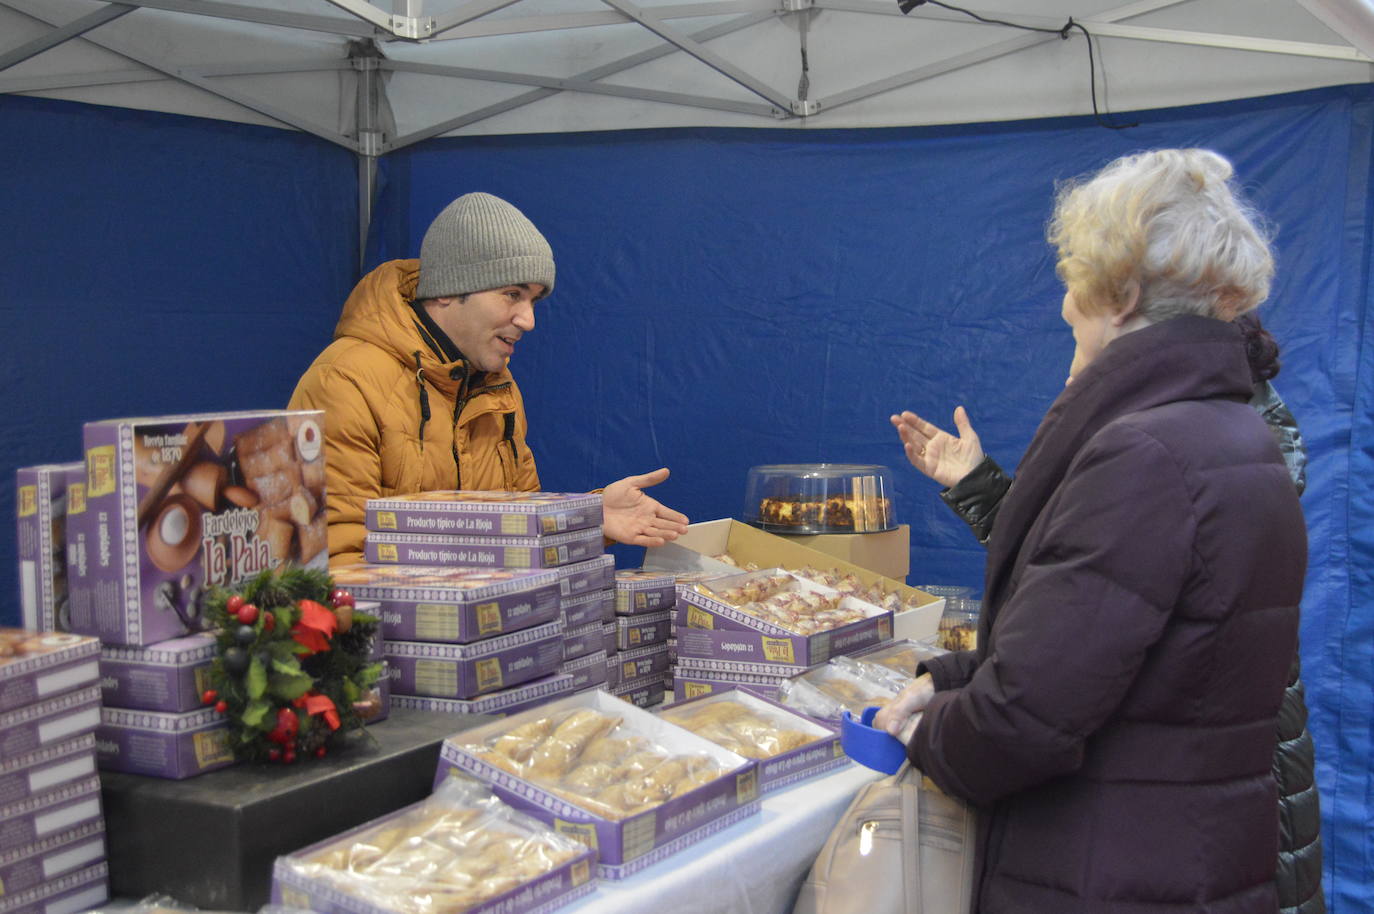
[283,776,587,914]
[660,698,825,759]
[524,710,620,779]
[778,662,902,721]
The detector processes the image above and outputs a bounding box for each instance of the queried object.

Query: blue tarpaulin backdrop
[2,83,1371,911]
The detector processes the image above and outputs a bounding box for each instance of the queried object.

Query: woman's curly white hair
[1048,148,1275,322]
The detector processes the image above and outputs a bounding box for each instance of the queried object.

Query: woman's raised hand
[890,406,984,488]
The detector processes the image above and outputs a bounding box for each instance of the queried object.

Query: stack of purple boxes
[0,629,109,914]
[62,410,335,780]
[355,490,610,717]
[608,570,677,708]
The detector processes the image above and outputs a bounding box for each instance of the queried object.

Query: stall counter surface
[560,760,880,914]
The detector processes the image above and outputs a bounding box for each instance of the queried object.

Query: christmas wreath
[200,566,384,764]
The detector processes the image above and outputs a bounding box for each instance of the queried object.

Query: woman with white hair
[876,149,1308,914]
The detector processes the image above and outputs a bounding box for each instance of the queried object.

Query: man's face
[430,283,545,373]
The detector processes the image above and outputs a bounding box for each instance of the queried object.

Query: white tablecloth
[561,762,882,914]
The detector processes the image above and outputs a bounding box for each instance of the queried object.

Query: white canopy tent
[4,0,1373,252]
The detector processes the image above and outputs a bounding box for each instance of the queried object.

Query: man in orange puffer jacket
[290,192,687,566]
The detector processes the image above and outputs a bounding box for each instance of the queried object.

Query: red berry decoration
[236,603,259,625]
[215,700,228,713]
[276,707,300,737]
[284,751,296,764]
[201,689,218,705]
[330,588,355,609]
[262,612,276,633]
[226,595,245,615]
[315,746,327,759]
[268,748,281,762]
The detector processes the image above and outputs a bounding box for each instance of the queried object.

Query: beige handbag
[792,762,977,914]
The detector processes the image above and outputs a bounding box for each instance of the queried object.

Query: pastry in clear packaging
[283,776,588,914]
[660,697,824,760]
[457,708,726,822]
[744,464,895,533]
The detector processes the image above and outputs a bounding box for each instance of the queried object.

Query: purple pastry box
[0,686,101,759]
[272,779,596,914]
[601,622,617,657]
[0,776,103,853]
[0,631,100,715]
[0,735,97,807]
[365,490,603,537]
[611,673,668,709]
[562,622,604,662]
[98,632,216,712]
[386,621,564,699]
[559,650,608,692]
[676,591,892,666]
[615,611,671,651]
[71,411,329,646]
[556,554,615,598]
[656,689,846,793]
[365,527,605,571]
[331,564,560,644]
[96,706,234,779]
[614,571,676,616]
[560,588,612,630]
[0,861,107,914]
[0,821,105,900]
[673,667,794,702]
[15,463,81,633]
[433,691,760,877]
[389,673,574,718]
[604,654,622,691]
[615,644,671,683]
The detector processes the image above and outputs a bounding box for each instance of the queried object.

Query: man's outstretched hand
[602,467,690,546]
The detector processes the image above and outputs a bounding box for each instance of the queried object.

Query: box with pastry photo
[272,775,596,914]
[385,621,566,700]
[69,411,328,646]
[432,690,761,877]
[655,688,846,794]
[329,564,561,644]
[365,490,603,538]
[675,568,893,667]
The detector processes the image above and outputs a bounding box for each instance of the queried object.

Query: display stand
[99,708,485,911]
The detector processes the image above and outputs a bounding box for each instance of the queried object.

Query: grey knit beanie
[414,192,555,300]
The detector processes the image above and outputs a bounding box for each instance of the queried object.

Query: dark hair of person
[1234,313,1280,383]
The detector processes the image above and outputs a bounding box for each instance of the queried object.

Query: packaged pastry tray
[0,734,96,807]
[385,621,565,700]
[98,632,217,713]
[364,528,605,570]
[559,651,609,693]
[560,589,612,630]
[331,565,561,644]
[0,861,107,914]
[0,820,105,899]
[0,775,103,853]
[555,555,615,599]
[365,490,603,538]
[656,689,845,793]
[610,673,668,710]
[614,611,671,651]
[614,644,671,684]
[272,776,596,914]
[433,690,760,877]
[0,686,101,759]
[613,571,676,617]
[848,638,948,682]
[0,630,101,715]
[676,570,893,667]
[390,673,575,719]
[777,660,904,722]
[563,623,602,662]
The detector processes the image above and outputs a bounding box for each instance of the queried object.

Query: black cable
[900,0,1137,129]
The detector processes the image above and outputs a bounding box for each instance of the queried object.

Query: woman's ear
[1113,280,1142,326]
